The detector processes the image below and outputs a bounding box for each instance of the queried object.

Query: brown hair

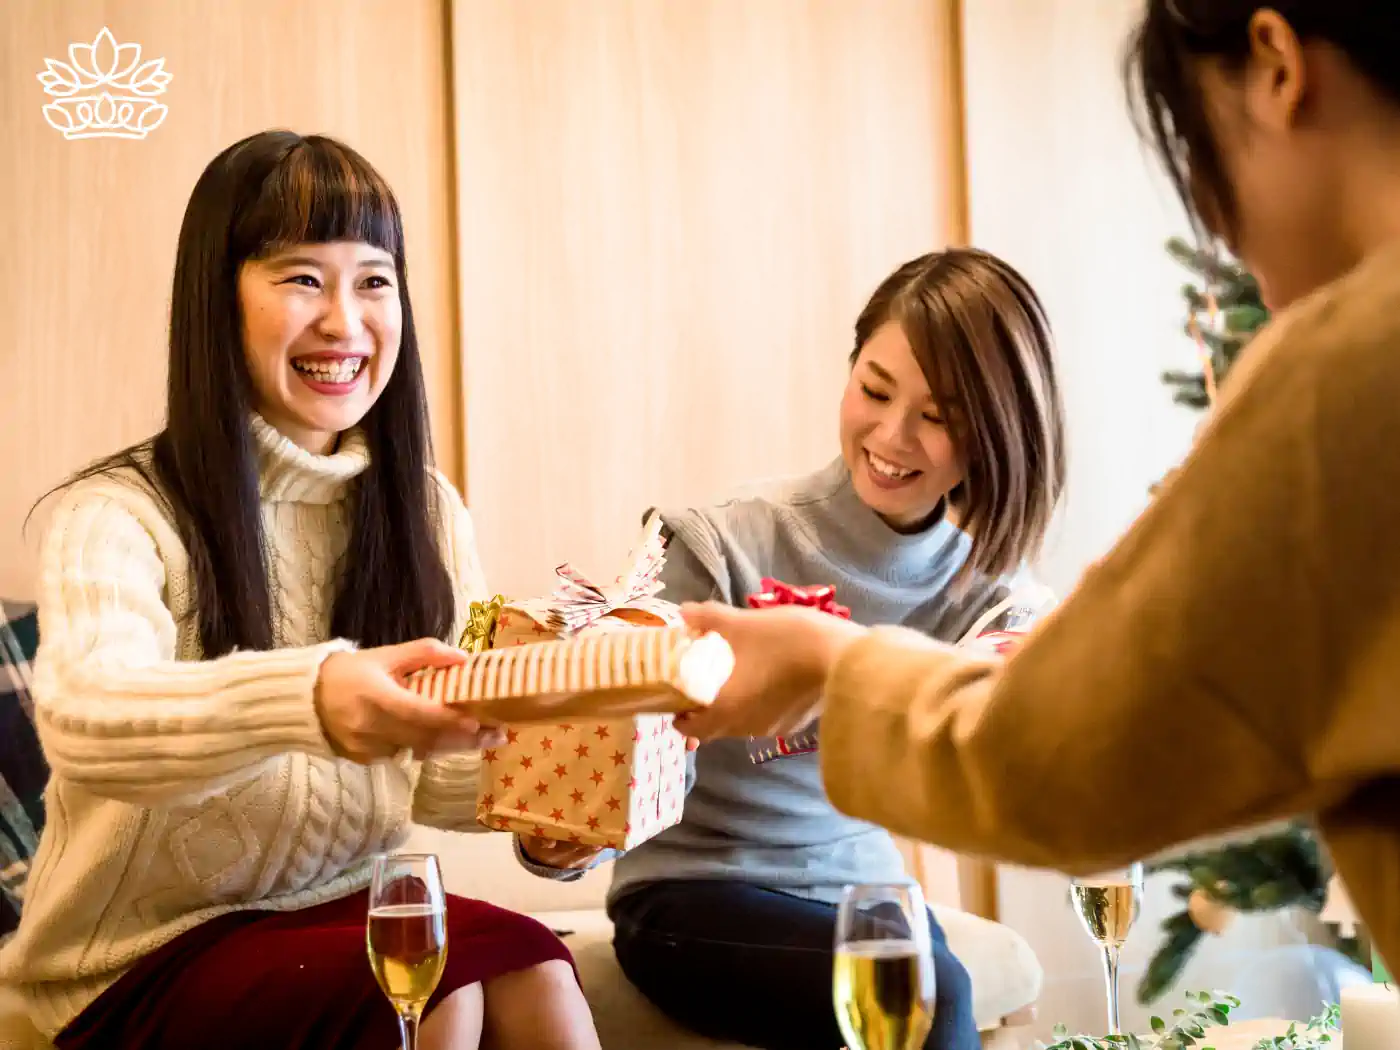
[851,248,1066,581]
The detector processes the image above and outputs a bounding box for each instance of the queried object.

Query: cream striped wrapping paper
[406,626,729,723]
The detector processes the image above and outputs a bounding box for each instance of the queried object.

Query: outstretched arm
[819,316,1395,873]
[686,298,1400,873]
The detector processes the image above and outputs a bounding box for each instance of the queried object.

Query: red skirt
[54,890,577,1050]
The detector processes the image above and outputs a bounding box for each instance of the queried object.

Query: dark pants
[611,879,980,1050]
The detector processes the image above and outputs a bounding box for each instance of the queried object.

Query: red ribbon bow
[746,578,851,620]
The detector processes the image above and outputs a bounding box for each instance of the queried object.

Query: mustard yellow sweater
[820,238,1400,975]
[0,416,490,1039]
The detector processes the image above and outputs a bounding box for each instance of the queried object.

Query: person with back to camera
[0,129,601,1050]
[675,0,1400,997]
[522,248,1066,1050]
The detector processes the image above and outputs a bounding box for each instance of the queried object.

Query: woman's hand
[674,601,868,742]
[519,835,609,870]
[314,639,505,763]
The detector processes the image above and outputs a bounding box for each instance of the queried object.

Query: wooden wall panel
[0,1,459,597]
[450,0,964,603]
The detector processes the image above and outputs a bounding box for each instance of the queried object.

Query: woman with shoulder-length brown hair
[519,248,1066,1050]
[676,0,1400,994]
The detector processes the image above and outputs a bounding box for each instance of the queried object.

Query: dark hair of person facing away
[48,130,454,657]
[852,248,1067,582]
[1123,0,1400,242]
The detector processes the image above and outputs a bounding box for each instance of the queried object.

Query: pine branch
[1138,912,1206,1005]
[1137,825,1332,1003]
[1163,237,1271,405]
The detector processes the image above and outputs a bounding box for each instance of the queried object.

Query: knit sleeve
[411,472,492,832]
[410,752,491,834]
[32,478,348,808]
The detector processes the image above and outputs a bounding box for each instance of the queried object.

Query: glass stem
[1102,945,1122,1035]
[397,1010,420,1050]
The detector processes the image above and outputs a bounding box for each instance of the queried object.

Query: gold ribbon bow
[461,594,506,652]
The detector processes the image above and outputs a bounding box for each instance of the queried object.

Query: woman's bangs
[235,137,403,261]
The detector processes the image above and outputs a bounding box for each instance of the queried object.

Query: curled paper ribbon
[461,595,506,653]
[745,578,850,763]
[746,578,852,620]
[514,513,675,635]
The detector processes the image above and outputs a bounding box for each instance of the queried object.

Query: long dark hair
[55,130,454,656]
[851,249,1067,581]
[1124,2,1400,240]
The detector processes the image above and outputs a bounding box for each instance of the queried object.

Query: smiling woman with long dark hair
[674,0,1400,984]
[0,130,599,1050]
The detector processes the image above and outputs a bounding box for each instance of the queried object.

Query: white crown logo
[37,27,171,141]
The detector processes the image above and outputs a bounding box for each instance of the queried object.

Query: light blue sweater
[600,458,1022,908]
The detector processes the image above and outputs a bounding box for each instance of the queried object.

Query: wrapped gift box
[413,515,719,848]
[477,714,689,849]
[408,625,729,723]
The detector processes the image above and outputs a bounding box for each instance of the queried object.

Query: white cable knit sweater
[0,415,490,1039]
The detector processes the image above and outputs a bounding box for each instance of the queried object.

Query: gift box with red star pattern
[469,513,695,848]
[476,715,688,849]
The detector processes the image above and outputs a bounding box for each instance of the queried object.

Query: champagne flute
[833,882,936,1050]
[367,853,448,1050]
[1069,864,1143,1035]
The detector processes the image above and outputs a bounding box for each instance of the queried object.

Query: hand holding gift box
[410,625,730,723]
[744,578,852,764]
[409,515,723,850]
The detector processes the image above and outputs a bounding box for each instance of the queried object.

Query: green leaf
[1152,1016,1167,1034]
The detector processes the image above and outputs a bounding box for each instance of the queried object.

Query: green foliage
[1037,990,1241,1050]
[1161,237,1270,411]
[1251,1003,1342,1050]
[1136,826,1355,1004]
[1039,995,1341,1050]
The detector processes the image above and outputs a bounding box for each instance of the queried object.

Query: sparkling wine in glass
[833,882,936,1050]
[367,853,448,1050]
[1069,864,1143,1035]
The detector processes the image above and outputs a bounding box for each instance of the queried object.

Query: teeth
[292,358,364,384]
[868,452,915,480]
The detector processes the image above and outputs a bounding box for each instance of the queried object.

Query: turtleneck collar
[249,413,371,504]
[798,457,970,587]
